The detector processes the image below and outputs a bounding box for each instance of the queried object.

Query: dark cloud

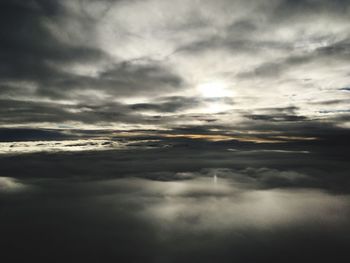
[237,37,350,79]
[0,128,74,142]
[245,114,307,122]
[1,129,349,190]
[47,61,184,98]
[0,98,174,125]
[130,96,200,113]
[0,0,106,82]
[310,99,350,105]
[272,0,350,20]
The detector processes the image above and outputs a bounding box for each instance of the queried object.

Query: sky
[1,0,350,262]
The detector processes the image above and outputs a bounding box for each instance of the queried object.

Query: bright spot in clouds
[194,80,234,113]
[0,177,27,193]
[197,81,232,98]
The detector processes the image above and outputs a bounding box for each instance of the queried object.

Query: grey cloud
[176,37,292,56]
[271,0,350,22]
[175,1,350,57]
[227,19,258,35]
[0,0,107,82]
[310,99,350,105]
[245,114,307,122]
[0,99,142,125]
[130,96,200,113]
[0,128,75,142]
[21,59,184,100]
[318,38,350,56]
[238,38,350,79]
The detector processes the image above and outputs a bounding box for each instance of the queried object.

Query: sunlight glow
[197,81,231,98]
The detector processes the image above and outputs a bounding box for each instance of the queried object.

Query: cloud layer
[1,167,350,262]
[1,2,350,262]
[1,0,349,140]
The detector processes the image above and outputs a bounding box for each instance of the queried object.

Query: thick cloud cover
[1,133,350,262]
[1,1,350,262]
[1,160,350,262]
[0,0,349,135]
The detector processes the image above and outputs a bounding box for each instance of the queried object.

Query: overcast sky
[1,0,349,144]
[1,1,350,262]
